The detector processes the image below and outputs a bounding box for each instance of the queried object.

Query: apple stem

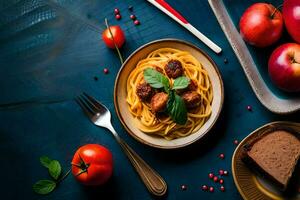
[270,4,282,19]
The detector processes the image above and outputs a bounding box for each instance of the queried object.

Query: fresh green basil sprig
[33,156,70,195]
[143,68,190,125]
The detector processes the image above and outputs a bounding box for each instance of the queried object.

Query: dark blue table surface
[0,0,299,199]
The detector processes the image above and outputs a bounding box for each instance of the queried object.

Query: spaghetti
[126,48,213,140]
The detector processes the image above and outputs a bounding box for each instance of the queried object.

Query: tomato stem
[105,18,124,65]
[270,4,282,19]
[56,169,71,184]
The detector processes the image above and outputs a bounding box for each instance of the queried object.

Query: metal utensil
[75,93,167,196]
[147,0,222,54]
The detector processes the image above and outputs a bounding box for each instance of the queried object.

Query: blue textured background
[0,0,298,199]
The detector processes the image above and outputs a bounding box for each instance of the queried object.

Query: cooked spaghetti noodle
[126,48,213,140]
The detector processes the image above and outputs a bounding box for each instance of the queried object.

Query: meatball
[136,82,153,101]
[181,91,201,108]
[150,92,168,113]
[164,60,183,78]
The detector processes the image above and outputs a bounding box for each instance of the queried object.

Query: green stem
[105,18,124,65]
[56,169,71,184]
[270,4,282,19]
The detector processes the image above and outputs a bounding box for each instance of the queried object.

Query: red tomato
[102,26,125,49]
[239,3,283,47]
[283,0,300,43]
[71,144,113,186]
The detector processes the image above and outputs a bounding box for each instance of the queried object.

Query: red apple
[239,3,283,47]
[268,43,300,92]
[283,0,300,43]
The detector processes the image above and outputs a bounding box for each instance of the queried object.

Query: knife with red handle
[147,0,222,54]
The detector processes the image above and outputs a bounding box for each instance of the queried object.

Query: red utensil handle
[155,0,188,24]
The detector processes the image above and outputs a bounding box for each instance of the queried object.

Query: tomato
[102,26,125,49]
[71,144,113,186]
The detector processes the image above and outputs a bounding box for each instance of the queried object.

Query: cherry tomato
[71,144,113,186]
[102,26,125,49]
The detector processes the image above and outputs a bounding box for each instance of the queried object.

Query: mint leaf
[48,160,61,180]
[167,91,187,125]
[172,76,190,90]
[143,68,169,90]
[40,156,52,168]
[33,180,56,195]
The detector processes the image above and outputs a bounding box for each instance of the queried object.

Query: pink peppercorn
[114,8,119,14]
[220,186,225,192]
[213,176,218,182]
[234,139,239,145]
[209,186,214,192]
[247,105,252,111]
[209,173,214,179]
[134,19,140,25]
[219,153,225,159]
[115,14,121,20]
[219,169,224,175]
[130,14,136,20]
[202,185,208,191]
[219,179,224,184]
[181,185,187,190]
[103,68,109,74]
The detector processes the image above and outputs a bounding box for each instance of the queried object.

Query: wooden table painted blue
[0,0,298,199]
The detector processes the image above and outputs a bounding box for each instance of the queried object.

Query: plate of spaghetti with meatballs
[114,39,224,149]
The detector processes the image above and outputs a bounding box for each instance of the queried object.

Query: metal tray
[208,0,300,114]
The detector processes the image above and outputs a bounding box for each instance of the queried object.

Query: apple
[268,43,300,92]
[283,0,300,43]
[239,3,283,47]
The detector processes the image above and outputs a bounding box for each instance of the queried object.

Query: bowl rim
[113,38,224,149]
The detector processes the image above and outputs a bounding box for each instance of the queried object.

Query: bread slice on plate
[242,129,300,190]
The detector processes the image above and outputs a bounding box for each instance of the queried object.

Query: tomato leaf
[166,91,187,125]
[48,160,61,180]
[40,156,52,168]
[33,180,56,195]
[143,68,170,91]
[172,76,190,90]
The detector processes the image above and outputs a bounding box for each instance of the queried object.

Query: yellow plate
[232,121,300,200]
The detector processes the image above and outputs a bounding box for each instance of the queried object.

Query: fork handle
[118,138,167,196]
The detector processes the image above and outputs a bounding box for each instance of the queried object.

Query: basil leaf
[40,156,52,168]
[167,92,187,125]
[48,160,61,180]
[172,76,190,90]
[33,180,56,195]
[143,68,169,90]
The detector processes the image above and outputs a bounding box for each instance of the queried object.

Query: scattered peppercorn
[202,185,208,191]
[219,179,224,184]
[181,185,187,190]
[114,8,119,14]
[247,105,252,111]
[94,76,98,81]
[234,139,239,145]
[213,176,218,182]
[220,185,225,192]
[223,170,228,176]
[134,19,140,25]
[219,153,225,159]
[219,169,224,175]
[103,68,109,74]
[128,5,133,11]
[209,186,214,192]
[209,173,214,179]
[130,14,136,20]
[224,58,228,63]
[115,14,121,20]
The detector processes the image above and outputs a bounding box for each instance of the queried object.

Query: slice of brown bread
[244,130,300,190]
